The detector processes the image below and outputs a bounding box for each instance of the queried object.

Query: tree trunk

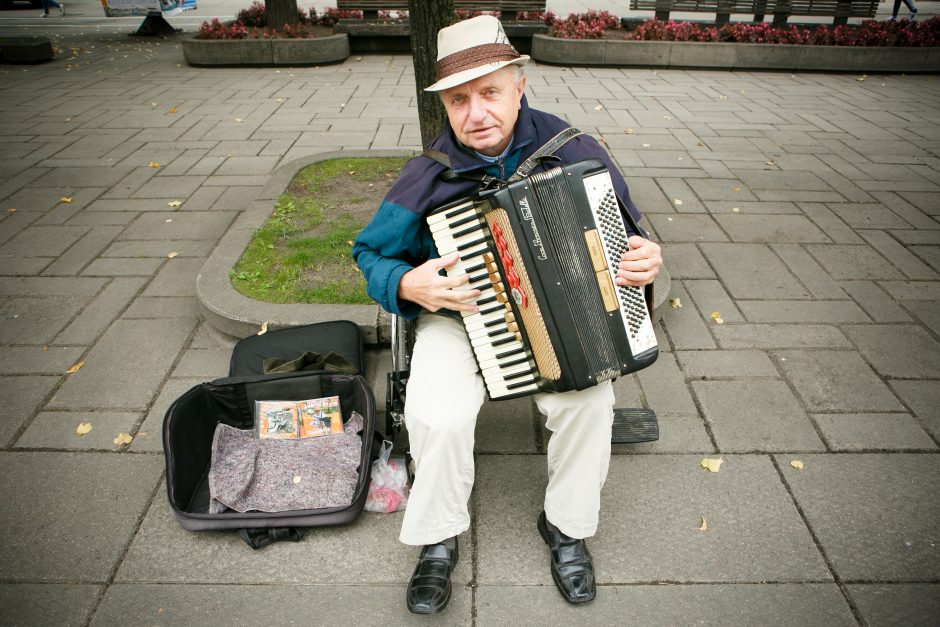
[265,0,299,30]
[408,0,455,148]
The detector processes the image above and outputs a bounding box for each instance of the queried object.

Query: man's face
[440,66,526,157]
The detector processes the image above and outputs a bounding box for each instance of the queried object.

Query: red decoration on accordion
[490,222,527,308]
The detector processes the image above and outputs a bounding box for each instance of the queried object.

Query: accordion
[427,159,658,400]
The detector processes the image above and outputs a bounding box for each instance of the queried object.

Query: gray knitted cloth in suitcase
[208,412,363,514]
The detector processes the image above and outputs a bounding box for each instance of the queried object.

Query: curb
[181,32,350,67]
[197,150,672,344]
[531,33,940,72]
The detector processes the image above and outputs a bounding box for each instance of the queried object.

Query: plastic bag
[365,440,410,513]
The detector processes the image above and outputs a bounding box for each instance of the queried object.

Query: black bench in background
[335,0,548,22]
[629,0,878,26]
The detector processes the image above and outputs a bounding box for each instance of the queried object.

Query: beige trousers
[399,313,615,546]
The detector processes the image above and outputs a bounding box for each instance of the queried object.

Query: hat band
[435,43,520,85]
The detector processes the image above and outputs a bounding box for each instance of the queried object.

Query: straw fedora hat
[425,15,530,92]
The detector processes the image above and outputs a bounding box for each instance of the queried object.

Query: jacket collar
[435,95,537,174]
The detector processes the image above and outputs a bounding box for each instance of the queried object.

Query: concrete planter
[531,33,940,72]
[182,32,349,67]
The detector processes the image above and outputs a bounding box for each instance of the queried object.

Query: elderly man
[353,15,662,614]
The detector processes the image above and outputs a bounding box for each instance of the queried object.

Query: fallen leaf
[856,75,867,82]
[257,321,269,336]
[348,171,356,175]
[670,297,682,309]
[76,422,93,436]
[113,433,133,446]
[790,460,804,470]
[719,95,727,100]
[165,218,173,223]
[642,143,651,148]
[167,252,178,259]
[234,118,243,123]
[66,360,85,374]
[663,115,671,120]
[698,516,708,531]
[766,161,775,166]
[714,317,724,325]
[667,217,673,221]
[41,345,48,351]
[152,102,157,106]
[732,186,741,192]
[293,476,302,484]
[64,117,72,122]
[148,161,161,169]
[732,207,740,212]
[169,107,177,113]
[6,208,16,213]
[60,197,73,203]
[624,128,635,134]
[710,311,724,324]
[701,457,723,473]
[673,199,683,206]
[594,105,603,111]
[167,200,182,208]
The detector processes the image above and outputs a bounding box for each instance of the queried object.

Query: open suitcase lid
[229,320,364,377]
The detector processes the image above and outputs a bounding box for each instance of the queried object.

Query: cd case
[255,396,343,439]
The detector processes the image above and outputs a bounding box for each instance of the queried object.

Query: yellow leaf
[624,128,635,134]
[76,422,93,436]
[732,207,740,212]
[60,197,73,203]
[790,460,804,470]
[148,162,161,168]
[594,105,603,111]
[732,186,742,192]
[673,199,683,206]
[167,200,182,208]
[6,208,16,213]
[113,433,133,446]
[670,298,682,309]
[710,311,721,319]
[41,345,48,351]
[701,457,724,473]
[348,171,356,175]
[234,118,243,123]
[257,321,269,336]
[66,360,85,374]
[167,252,178,259]
[169,107,177,113]
[698,516,708,531]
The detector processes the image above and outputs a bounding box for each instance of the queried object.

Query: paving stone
[636,353,697,415]
[846,583,940,627]
[798,202,864,244]
[477,396,538,454]
[92,583,471,627]
[812,413,936,452]
[214,156,280,176]
[701,243,810,300]
[704,200,801,214]
[102,240,216,258]
[141,258,206,298]
[122,296,200,320]
[692,380,824,452]
[712,323,850,349]
[858,231,938,280]
[872,191,940,230]
[838,280,911,322]
[189,321,238,350]
[905,299,940,337]
[879,280,940,301]
[827,203,913,230]
[0,375,59,447]
[734,170,832,192]
[0,452,163,582]
[0,296,88,344]
[0,584,101,627]
[683,279,744,323]
[624,177,673,214]
[805,244,905,281]
[40,226,124,277]
[777,453,939,581]
[0,345,84,375]
[0,225,89,257]
[116,481,473,585]
[81,258,164,277]
[49,318,195,411]
[717,214,830,244]
[65,211,138,226]
[660,283,715,350]
[774,350,903,413]
[647,214,727,243]
[476,584,854,626]
[171,348,233,379]
[658,243,715,279]
[15,411,141,450]
[119,212,236,242]
[54,278,146,346]
[909,245,940,272]
[676,349,778,378]
[612,413,714,454]
[738,300,868,323]
[844,324,940,379]
[686,178,756,201]
[475,455,829,584]
[656,178,706,213]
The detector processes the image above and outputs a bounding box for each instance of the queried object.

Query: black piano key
[492,336,515,347]
[444,205,474,219]
[464,262,486,274]
[453,224,483,239]
[487,326,508,337]
[507,379,536,390]
[501,356,530,369]
[457,236,488,252]
[504,368,535,381]
[449,213,482,229]
[477,295,497,306]
[495,346,525,360]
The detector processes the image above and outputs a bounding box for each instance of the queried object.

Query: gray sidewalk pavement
[1,13,939,627]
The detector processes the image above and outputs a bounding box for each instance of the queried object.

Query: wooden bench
[629,0,878,26]
[335,1,547,22]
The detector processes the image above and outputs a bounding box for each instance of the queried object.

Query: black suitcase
[163,321,377,548]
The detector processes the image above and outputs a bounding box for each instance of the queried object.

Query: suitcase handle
[238,527,305,550]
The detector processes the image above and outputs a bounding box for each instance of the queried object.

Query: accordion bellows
[428,159,658,400]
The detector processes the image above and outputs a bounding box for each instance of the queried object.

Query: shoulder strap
[509,126,583,182]
[421,149,498,186]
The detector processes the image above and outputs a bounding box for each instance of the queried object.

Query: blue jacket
[352,95,644,320]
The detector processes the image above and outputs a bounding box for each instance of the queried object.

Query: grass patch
[231,156,408,304]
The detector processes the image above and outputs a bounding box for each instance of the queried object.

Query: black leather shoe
[406,536,458,614]
[537,511,596,604]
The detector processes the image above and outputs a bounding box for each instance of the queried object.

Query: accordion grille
[486,207,561,382]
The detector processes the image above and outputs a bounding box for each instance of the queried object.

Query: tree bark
[408,0,455,148]
[265,0,300,30]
